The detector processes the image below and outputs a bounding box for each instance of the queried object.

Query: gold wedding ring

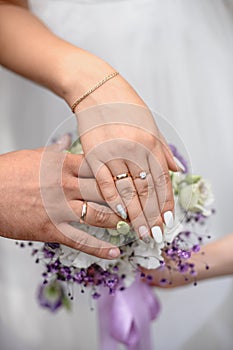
[113,172,131,181]
[80,201,87,224]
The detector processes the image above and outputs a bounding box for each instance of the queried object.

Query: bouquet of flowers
[25,141,214,350]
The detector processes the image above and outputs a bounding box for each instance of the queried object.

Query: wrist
[54,46,114,103]
[54,45,145,112]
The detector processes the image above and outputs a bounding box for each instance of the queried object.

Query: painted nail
[152,226,163,243]
[109,249,120,258]
[164,211,174,229]
[173,156,185,172]
[116,204,127,220]
[139,226,151,244]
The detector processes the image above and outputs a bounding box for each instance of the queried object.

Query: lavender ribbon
[97,279,160,350]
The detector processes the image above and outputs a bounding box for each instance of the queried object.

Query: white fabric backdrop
[0,0,233,349]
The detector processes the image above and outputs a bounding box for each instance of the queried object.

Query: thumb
[49,134,72,152]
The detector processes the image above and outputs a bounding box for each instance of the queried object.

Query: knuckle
[147,184,155,196]
[155,172,170,188]
[146,133,157,147]
[120,184,136,202]
[98,178,113,189]
[76,233,89,248]
[61,176,70,190]
[97,178,118,202]
[160,197,174,211]
[105,190,118,203]
[94,207,110,226]
[138,182,155,198]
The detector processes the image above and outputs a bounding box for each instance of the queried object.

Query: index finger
[64,153,94,178]
[57,222,120,259]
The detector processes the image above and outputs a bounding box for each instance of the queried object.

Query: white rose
[164,223,183,243]
[133,239,164,269]
[72,251,100,269]
[179,178,214,216]
[59,245,79,267]
[60,245,100,268]
[171,171,183,195]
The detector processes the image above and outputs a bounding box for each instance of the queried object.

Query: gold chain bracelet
[71,71,119,113]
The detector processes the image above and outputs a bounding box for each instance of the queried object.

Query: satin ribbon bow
[98,278,160,350]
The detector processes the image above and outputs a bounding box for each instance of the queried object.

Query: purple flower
[178,263,189,273]
[169,144,188,173]
[38,280,66,312]
[92,292,101,300]
[192,245,200,253]
[46,243,60,250]
[179,250,191,259]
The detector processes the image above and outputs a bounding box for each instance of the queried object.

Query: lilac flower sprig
[155,229,212,287]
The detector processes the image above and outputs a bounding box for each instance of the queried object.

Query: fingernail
[56,134,70,150]
[173,156,185,172]
[109,249,120,258]
[116,204,127,220]
[164,211,174,229]
[152,226,163,243]
[57,134,67,145]
[139,226,151,244]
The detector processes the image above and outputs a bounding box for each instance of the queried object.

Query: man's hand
[0,142,121,259]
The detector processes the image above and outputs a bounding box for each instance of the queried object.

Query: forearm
[0,2,105,100]
[0,1,143,110]
[193,233,233,281]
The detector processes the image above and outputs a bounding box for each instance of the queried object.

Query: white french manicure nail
[152,226,163,243]
[173,156,185,172]
[116,204,127,220]
[164,211,174,229]
[139,226,151,244]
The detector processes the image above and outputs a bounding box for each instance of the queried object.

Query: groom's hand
[0,141,120,259]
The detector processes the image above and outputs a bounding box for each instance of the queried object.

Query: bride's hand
[71,74,179,242]
[0,139,121,259]
[0,4,178,241]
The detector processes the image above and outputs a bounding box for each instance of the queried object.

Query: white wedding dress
[0,0,233,349]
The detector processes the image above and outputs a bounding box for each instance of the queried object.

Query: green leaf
[185,174,201,184]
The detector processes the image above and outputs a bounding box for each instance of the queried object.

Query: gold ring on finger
[80,201,87,224]
[113,172,131,181]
